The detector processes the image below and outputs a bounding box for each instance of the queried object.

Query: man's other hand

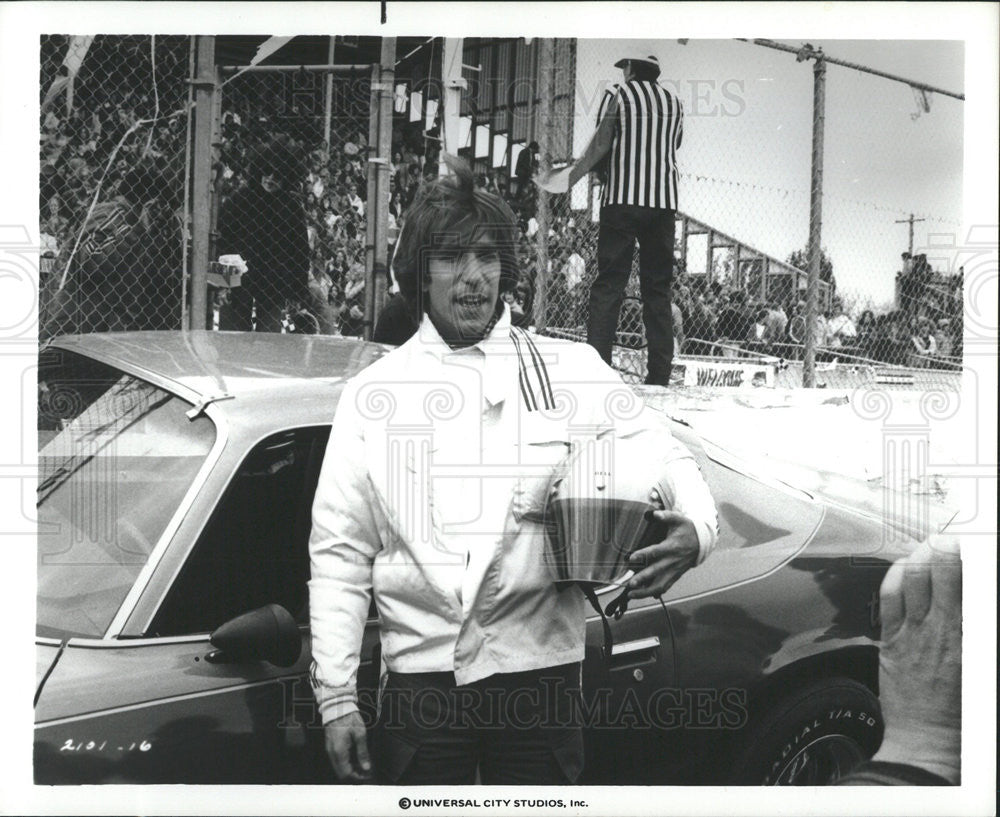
[324,711,372,782]
[626,509,700,599]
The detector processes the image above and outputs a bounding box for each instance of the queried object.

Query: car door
[35,427,382,784]
[579,589,676,785]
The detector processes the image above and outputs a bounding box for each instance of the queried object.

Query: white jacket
[308,307,717,723]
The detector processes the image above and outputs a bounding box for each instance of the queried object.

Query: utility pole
[894,213,925,256]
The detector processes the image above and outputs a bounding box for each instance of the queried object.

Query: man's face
[425,238,502,343]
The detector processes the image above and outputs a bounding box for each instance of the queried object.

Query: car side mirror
[207,603,302,668]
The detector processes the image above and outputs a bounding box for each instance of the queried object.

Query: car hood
[752,455,957,543]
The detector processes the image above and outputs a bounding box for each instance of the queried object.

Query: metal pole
[679,214,688,273]
[364,63,380,340]
[323,36,336,149]
[219,64,371,74]
[374,37,395,333]
[736,39,964,101]
[363,38,396,341]
[804,54,826,387]
[180,36,196,330]
[534,38,555,332]
[441,38,464,159]
[189,35,216,331]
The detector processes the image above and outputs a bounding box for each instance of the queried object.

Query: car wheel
[729,678,883,785]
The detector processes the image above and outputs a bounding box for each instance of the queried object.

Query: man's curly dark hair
[391,154,521,320]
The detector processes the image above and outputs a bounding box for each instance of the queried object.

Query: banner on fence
[672,357,776,388]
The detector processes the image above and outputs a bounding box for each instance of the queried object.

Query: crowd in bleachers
[522,212,964,371]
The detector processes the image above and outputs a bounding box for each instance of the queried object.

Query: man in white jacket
[308,158,718,785]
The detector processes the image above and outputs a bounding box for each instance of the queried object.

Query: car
[34,331,942,786]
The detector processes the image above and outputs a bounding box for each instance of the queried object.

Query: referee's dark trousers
[587,203,676,385]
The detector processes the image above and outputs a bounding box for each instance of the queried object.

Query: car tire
[729,678,883,785]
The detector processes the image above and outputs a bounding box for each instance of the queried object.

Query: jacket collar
[413,304,519,407]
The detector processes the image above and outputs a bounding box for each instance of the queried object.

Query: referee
[557,53,684,385]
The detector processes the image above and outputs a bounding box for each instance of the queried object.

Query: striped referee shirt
[600,79,684,210]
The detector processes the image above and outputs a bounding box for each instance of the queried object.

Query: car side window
[150,426,330,636]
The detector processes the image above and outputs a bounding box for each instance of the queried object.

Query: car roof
[48,331,392,432]
[47,331,716,457]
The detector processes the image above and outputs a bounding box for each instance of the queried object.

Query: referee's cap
[614,54,660,74]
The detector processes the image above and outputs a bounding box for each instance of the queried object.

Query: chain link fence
[39,35,190,341]
[38,36,965,391]
[447,37,963,388]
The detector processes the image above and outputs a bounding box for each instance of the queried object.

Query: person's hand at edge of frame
[871,533,962,785]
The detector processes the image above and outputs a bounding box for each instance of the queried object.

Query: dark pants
[373,663,584,785]
[219,287,285,333]
[588,204,676,385]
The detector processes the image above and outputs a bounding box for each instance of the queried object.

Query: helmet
[543,430,669,588]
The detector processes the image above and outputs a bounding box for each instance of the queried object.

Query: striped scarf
[509,327,555,412]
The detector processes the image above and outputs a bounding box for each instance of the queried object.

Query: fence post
[323,37,336,150]
[180,37,196,329]
[534,38,555,333]
[363,38,395,341]
[804,53,826,386]
[189,35,216,331]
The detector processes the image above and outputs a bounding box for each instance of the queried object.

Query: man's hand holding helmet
[625,507,701,599]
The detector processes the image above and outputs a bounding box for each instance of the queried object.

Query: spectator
[346,182,365,217]
[217,137,310,332]
[934,319,954,359]
[514,140,539,197]
[564,247,586,292]
[672,301,685,356]
[885,311,911,365]
[826,298,857,348]
[762,300,788,349]
[716,291,753,351]
[909,316,938,367]
[339,262,367,338]
[856,309,877,356]
[41,158,182,339]
[307,267,340,335]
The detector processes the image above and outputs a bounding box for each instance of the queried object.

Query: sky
[573,39,965,309]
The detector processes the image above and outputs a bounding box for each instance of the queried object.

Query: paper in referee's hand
[536,166,573,194]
